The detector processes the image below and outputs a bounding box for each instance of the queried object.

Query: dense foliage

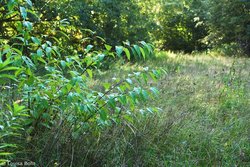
[0,0,161,165]
[22,0,249,53]
[1,0,249,53]
[204,0,250,54]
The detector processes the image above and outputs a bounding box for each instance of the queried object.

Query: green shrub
[0,1,161,165]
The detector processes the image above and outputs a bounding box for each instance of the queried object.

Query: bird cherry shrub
[0,0,162,165]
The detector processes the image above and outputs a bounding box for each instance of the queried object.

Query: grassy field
[90,51,250,166]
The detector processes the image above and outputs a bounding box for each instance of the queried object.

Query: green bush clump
[0,1,161,165]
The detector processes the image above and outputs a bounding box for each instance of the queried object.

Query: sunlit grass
[93,51,250,166]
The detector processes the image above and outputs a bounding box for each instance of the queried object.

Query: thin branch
[70,144,74,167]
[94,79,124,105]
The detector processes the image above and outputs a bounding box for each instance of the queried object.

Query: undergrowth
[90,51,250,166]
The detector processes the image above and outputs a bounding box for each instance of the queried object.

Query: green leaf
[140,41,153,56]
[0,159,8,166]
[22,56,35,69]
[0,74,17,81]
[142,73,148,84]
[13,103,26,113]
[129,92,137,103]
[42,113,50,120]
[86,69,93,78]
[97,54,105,61]
[123,41,130,46]
[123,48,131,60]
[31,110,39,119]
[12,48,22,55]
[85,45,93,53]
[0,59,11,69]
[150,87,159,96]
[140,41,147,46]
[0,144,17,149]
[7,0,16,11]
[103,82,111,90]
[115,46,123,57]
[126,78,133,84]
[118,95,127,105]
[20,7,27,19]
[46,41,52,46]
[108,98,116,109]
[15,68,24,76]
[152,69,161,78]
[133,72,141,76]
[133,45,141,57]
[67,92,74,103]
[139,47,146,60]
[105,44,112,51]
[100,109,107,121]
[13,36,24,42]
[57,30,70,40]
[149,72,157,81]
[37,57,46,64]
[46,47,52,56]
[37,48,43,57]
[31,37,41,45]
[26,75,35,85]
[26,0,33,6]
[0,152,13,156]
[0,66,19,73]
[146,108,153,114]
[60,60,66,69]
[96,36,105,42]
[23,21,33,31]
[142,90,149,100]
[60,19,70,25]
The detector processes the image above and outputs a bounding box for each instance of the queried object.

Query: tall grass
[80,51,250,166]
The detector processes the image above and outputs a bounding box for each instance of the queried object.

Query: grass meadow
[87,51,250,166]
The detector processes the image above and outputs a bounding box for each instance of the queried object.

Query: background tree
[204,0,250,54]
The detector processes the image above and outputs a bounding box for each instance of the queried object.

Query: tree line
[1,0,250,54]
